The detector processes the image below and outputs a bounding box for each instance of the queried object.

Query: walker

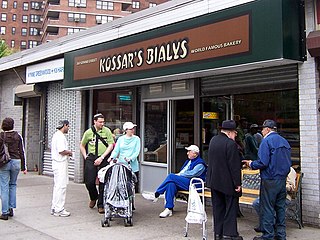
[184,177,207,240]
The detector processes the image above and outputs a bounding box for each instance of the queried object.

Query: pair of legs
[258,179,287,240]
[155,173,190,209]
[84,157,108,208]
[0,159,21,216]
[211,189,239,237]
[51,160,69,212]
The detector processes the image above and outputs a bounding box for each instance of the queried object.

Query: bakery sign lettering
[73,14,250,81]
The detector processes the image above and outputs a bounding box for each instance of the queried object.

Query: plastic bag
[185,184,207,224]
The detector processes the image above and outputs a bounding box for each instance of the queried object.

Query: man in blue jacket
[243,120,291,240]
[142,145,207,218]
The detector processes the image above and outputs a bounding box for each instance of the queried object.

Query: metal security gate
[201,64,298,96]
[42,82,77,179]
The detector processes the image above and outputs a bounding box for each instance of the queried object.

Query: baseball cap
[262,119,277,129]
[56,120,69,129]
[185,145,200,153]
[123,121,137,130]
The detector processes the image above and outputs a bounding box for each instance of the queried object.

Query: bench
[177,168,303,228]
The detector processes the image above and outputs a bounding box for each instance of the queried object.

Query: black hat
[221,120,236,130]
[250,124,259,129]
[262,119,277,129]
[56,120,69,129]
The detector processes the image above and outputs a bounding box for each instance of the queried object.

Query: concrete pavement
[0,173,320,240]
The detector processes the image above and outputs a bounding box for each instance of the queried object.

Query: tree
[0,40,15,58]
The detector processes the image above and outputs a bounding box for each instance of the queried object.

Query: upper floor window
[149,2,157,8]
[30,14,41,23]
[69,0,87,7]
[11,40,15,48]
[29,40,38,48]
[21,41,27,49]
[31,1,41,10]
[23,2,29,10]
[13,1,17,9]
[22,15,28,23]
[67,28,83,35]
[2,0,8,8]
[96,15,113,24]
[0,26,6,34]
[29,27,38,36]
[12,14,17,21]
[12,27,16,35]
[68,13,86,23]
[21,28,27,36]
[132,1,140,9]
[96,0,113,10]
[1,13,7,22]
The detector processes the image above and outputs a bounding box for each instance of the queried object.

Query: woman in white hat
[108,122,141,174]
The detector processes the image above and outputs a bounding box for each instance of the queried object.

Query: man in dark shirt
[207,120,243,240]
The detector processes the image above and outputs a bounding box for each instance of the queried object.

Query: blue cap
[262,119,277,129]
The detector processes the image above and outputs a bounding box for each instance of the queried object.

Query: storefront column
[298,0,320,226]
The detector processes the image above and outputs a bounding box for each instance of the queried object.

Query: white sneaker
[142,193,159,203]
[159,208,172,218]
[53,209,71,217]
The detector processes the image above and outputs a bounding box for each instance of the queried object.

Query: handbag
[0,133,11,168]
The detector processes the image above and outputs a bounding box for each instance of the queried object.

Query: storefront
[63,0,305,192]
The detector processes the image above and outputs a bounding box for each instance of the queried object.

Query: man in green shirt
[80,113,114,214]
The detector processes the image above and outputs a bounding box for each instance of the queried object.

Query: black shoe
[0,214,9,220]
[254,226,262,233]
[8,208,13,217]
[223,236,243,240]
[215,234,223,240]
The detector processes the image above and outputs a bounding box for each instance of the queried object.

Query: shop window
[93,89,134,133]
[143,101,167,164]
[201,90,300,166]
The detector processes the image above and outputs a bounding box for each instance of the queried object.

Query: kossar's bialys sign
[73,14,250,81]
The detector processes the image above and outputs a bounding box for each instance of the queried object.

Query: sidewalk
[1,173,319,240]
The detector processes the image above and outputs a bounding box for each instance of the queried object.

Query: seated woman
[142,145,207,218]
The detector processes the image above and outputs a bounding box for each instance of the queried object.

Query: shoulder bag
[0,132,11,168]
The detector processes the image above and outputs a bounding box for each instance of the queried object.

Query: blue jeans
[260,179,287,240]
[0,159,21,215]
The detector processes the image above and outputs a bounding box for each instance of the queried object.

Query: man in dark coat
[207,120,243,240]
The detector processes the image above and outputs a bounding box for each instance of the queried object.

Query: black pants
[84,154,109,208]
[211,189,239,237]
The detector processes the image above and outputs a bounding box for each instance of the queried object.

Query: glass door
[201,96,232,161]
[141,101,168,192]
[171,99,194,173]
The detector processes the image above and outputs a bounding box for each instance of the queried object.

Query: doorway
[140,98,194,192]
[171,99,194,173]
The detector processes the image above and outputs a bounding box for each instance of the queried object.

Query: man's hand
[94,156,103,166]
[242,160,252,168]
[235,186,241,192]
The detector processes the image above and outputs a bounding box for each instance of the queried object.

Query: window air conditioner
[96,19,102,24]
[74,17,80,22]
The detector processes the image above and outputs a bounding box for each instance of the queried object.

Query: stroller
[99,161,137,227]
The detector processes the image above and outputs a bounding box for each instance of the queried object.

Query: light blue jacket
[110,135,141,172]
